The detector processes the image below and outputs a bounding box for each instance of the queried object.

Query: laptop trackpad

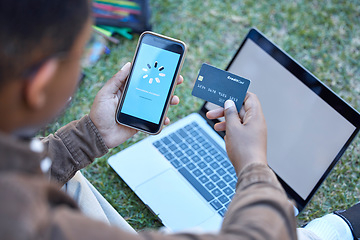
[135,169,215,231]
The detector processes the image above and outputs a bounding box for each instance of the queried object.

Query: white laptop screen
[227,38,356,200]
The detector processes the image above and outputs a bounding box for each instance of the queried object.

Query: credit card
[191,63,251,112]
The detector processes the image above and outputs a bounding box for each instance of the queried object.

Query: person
[0,0,299,239]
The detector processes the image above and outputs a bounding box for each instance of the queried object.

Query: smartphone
[116,31,187,134]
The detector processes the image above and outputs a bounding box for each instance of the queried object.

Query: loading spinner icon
[142,61,165,84]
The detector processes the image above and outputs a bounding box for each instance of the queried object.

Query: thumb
[105,62,131,95]
[224,100,241,131]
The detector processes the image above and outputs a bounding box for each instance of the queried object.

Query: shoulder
[0,173,78,239]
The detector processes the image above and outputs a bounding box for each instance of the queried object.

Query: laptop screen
[202,28,360,211]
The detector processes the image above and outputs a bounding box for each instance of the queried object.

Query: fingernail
[121,62,131,70]
[224,100,235,110]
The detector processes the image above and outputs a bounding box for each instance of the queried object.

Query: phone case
[116,31,187,134]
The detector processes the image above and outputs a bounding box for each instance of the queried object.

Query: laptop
[108,28,360,232]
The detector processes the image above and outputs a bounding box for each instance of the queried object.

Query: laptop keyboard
[153,121,237,217]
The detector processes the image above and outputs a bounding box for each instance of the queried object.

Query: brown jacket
[0,115,297,240]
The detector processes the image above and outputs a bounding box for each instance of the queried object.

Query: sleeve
[41,115,108,185]
[218,162,298,239]
[51,163,298,240]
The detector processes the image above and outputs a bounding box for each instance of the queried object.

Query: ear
[24,59,59,109]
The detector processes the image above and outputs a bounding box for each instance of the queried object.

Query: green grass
[44,0,360,231]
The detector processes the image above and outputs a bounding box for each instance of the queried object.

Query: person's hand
[206,92,267,175]
[89,62,183,149]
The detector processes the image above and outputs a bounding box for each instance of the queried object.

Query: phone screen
[120,43,181,124]
[116,32,186,134]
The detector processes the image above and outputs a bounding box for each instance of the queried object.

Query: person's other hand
[206,93,267,175]
[89,62,183,149]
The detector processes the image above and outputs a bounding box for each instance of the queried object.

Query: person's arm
[48,93,297,240]
[41,115,108,185]
[42,62,183,185]
[208,94,297,239]
[49,162,296,240]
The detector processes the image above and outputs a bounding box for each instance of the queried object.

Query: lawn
[44,0,360,231]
